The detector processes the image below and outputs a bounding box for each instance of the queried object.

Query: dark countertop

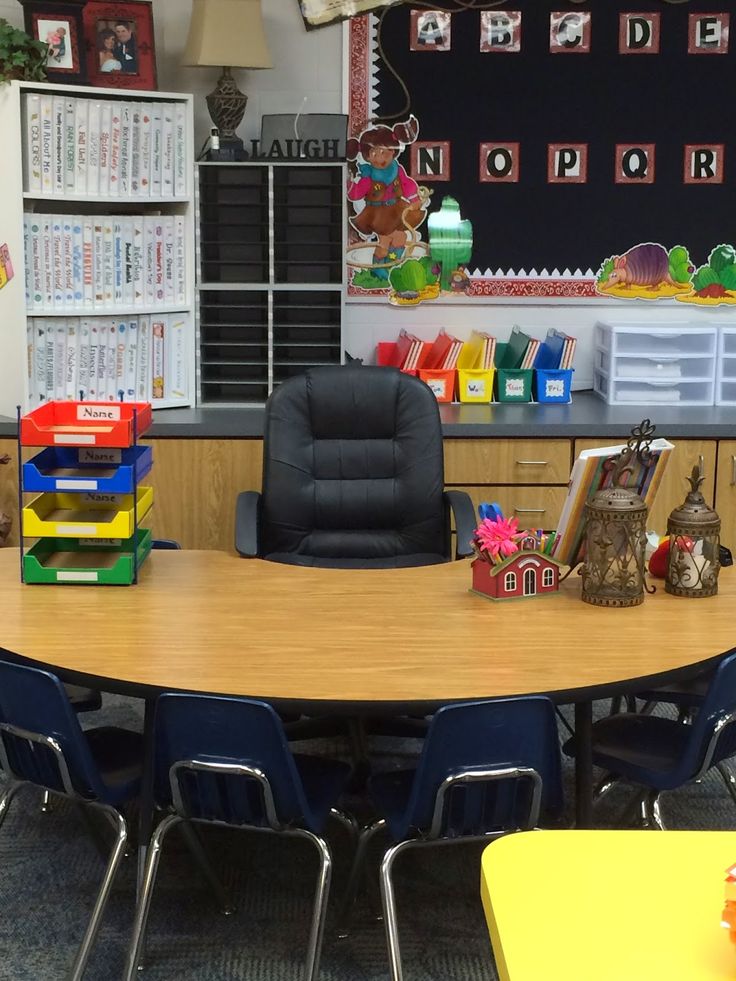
[2,392,736,439]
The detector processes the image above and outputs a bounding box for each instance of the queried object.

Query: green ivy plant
[0,20,48,83]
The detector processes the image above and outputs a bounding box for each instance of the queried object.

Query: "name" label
[76,404,121,421]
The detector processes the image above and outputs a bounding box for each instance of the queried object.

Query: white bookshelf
[0,80,196,415]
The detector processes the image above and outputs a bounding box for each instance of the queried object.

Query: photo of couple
[97,19,138,73]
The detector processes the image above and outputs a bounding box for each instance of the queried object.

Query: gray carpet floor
[1,697,734,981]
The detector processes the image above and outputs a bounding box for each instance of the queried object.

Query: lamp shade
[183,0,273,69]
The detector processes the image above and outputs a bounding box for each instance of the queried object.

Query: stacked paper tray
[23,487,153,539]
[22,445,153,494]
[20,401,152,448]
[22,529,153,586]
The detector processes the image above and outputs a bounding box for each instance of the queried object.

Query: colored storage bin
[22,486,154,539]
[22,445,153,495]
[20,400,152,448]
[497,369,532,403]
[535,369,573,404]
[22,529,152,585]
[418,369,455,402]
[458,369,495,404]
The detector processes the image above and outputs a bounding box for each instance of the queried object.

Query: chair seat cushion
[563,713,691,791]
[264,552,448,569]
[85,726,144,804]
[293,753,352,831]
[64,684,103,713]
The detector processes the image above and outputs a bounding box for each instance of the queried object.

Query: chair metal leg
[337,817,386,939]
[639,790,666,830]
[69,804,128,981]
[292,828,332,981]
[124,813,182,981]
[594,774,621,801]
[329,806,359,844]
[380,838,417,981]
[41,789,52,812]
[178,819,235,915]
[716,762,736,806]
[0,781,21,831]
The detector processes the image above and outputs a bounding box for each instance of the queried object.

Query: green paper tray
[22,529,152,585]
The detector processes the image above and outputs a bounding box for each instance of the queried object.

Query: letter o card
[480,143,520,183]
[615,145,656,184]
[547,144,588,183]
[550,12,591,53]
[480,11,522,53]
[619,13,660,54]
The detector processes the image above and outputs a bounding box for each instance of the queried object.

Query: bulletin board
[347,2,736,302]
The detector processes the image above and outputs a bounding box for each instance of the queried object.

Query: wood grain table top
[0,549,731,706]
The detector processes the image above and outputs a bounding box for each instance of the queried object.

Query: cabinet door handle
[515,460,548,466]
[732,455,736,487]
[514,507,546,513]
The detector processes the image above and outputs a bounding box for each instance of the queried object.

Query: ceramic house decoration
[469,513,563,601]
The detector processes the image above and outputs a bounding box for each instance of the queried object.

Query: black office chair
[235,365,476,751]
[235,365,476,566]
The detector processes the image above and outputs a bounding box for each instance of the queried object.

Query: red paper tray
[20,401,152,448]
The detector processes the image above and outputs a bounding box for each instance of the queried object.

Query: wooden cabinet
[447,485,567,527]
[715,442,736,550]
[444,439,571,484]
[0,439,18,546]
[574,438,716,537]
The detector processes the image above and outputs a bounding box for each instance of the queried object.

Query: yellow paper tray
[23,487,154,539]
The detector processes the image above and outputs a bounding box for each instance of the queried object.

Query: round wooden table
[0,548,732,829]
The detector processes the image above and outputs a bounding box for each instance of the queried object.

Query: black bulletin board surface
[355,1,735,279]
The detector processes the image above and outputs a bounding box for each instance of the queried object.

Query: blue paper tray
[22,445,153,495]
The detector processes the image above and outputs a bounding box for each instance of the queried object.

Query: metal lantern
[665,465,720,598]
[581,421,655,608]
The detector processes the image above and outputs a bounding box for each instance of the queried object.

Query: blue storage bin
[535,369,573,404]
[22,444,153,494]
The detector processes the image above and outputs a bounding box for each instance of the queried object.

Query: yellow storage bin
[458,369,495,404]
[23,486,154,540]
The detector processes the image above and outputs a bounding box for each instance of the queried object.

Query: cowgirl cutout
[346,116,428,280]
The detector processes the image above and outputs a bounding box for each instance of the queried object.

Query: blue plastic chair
[151,538,182,550]
[339,697,563,981]
[124,693,354,981]
[0,659,143,980]
[564,652,736,829]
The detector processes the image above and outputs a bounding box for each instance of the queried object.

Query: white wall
[4,0,732,389]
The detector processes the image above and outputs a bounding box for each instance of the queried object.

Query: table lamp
[182,0,272,160]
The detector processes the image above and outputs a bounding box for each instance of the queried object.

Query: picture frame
[82,0,157,90]
[19,0,87,84]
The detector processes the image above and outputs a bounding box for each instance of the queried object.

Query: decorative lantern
[665,464,720,598]
[581,422,655,608]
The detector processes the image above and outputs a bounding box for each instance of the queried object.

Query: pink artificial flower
[475,516,524,560]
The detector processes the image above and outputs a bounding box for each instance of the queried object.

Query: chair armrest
[235,491,262,558]
[444,490,476,560]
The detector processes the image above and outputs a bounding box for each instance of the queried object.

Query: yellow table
[481,831,736,980]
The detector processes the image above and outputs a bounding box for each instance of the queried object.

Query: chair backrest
[0,660,106,800]
[402,697,563,839]
[677,653,736,779]
[259,366,449,563]
[152,539,182,550]
[152,693,320,832]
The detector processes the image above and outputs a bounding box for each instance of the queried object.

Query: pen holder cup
[458,368,495,404]
[535,369,573,404]
[496,368,533,403]
[419,368,456,403]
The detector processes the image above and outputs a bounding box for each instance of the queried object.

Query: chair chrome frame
[339,765,543,981]
[0,722,128,981]
[124,758,354,981]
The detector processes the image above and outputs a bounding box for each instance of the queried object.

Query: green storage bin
[23,528,152,585]
[496,368,533,402]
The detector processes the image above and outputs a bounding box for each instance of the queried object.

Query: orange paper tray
[20,401,152,448]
